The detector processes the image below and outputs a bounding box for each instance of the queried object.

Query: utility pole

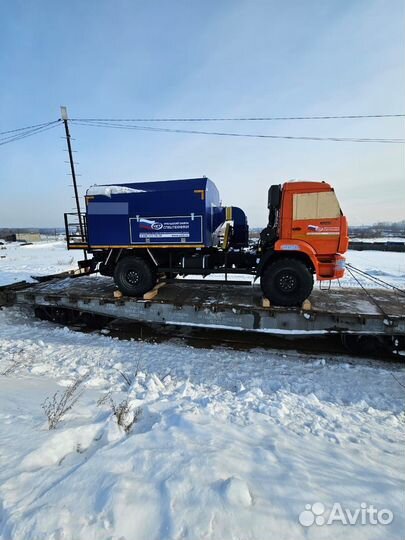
[60,106,87,259]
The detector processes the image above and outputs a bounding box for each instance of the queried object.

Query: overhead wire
[0,120,59,136]
[70,113,405,122]
[0,120,61,146]
[1,113,404,146]
[0,120,60,141]
[70,119,405,144]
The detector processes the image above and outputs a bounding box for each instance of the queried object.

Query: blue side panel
[87,214,131,245]
[86,178,222,248]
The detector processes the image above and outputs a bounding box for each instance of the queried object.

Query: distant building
[0,229,41,243]
[16,232,41,243]
[0,232,16,242]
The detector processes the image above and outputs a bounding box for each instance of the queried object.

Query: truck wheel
[260,258,313,306]
[114,257,156,297]
[99,262,114,277]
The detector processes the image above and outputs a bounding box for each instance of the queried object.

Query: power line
[0,120,59,136]
[71,113,405,122]
[0,124,59,146]
[0,121,60,143]
[1,114,403,147]
[70,120,405,144]
[1,113,403,138]
[0,121,61,146]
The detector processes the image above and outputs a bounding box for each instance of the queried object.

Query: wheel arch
[108,248,158,270]
[257,249,315,277]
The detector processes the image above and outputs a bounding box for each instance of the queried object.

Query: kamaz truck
[64,178,349,306]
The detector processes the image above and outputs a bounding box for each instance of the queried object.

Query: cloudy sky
[0,0,404,227]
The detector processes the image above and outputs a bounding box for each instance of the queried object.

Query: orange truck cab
[257,180,348,304]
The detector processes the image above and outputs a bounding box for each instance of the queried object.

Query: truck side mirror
[268,185,281,209]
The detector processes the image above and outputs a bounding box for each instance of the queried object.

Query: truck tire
[114,257,156,297]
[99,262,114,277]
[260,258,313,306]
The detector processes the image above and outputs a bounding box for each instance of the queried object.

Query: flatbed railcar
[3,275,404,355]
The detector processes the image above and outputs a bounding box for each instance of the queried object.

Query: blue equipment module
[85,178,223,248]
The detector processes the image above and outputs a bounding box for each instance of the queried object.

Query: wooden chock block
[154,281,166,292]
[143,281,166,301]
[262,297,271,308]
[302,299,312,310]
[143,288,158,301]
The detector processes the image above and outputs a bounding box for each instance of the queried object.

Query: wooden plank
[31,267,94,283]
[143,282,166,300]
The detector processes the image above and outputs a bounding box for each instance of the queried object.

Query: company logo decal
[151,222,163,230]
[307,224,339,235]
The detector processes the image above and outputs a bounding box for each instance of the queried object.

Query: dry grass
[42,376,86,429]
[111,399,142,433]
[1,350,31,376]
[97,390,142,434]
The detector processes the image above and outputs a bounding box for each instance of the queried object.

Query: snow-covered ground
[0,241,404,539]
[0,241,82,286]
[340,250,404,289]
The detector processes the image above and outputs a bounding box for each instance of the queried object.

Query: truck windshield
[293,191,341,220]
